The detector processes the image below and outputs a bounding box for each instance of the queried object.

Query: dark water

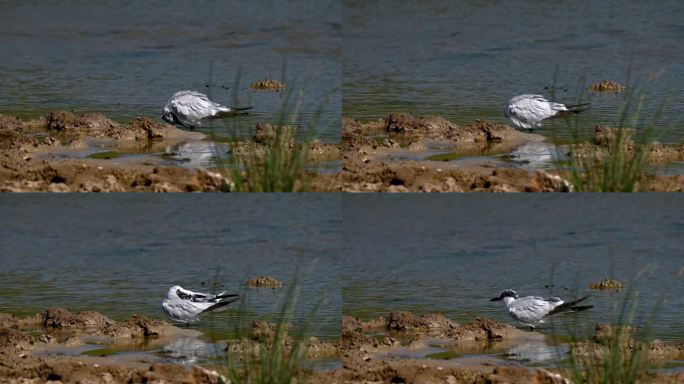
[342,195,684,342]
[344,0,684,143]
[0,195,341,339]
[0,0,341,142]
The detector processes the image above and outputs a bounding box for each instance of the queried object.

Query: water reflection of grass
[87,151,123,160]
[425,152,463,162]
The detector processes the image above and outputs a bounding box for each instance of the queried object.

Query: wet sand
[0,113,341,192]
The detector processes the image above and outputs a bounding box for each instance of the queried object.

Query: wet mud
[0,112,341,192]
[339,113,684,192]
[336,311,684,384]
[0,308,338,384]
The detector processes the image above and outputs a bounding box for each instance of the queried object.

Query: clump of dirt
[249,78,286,91]
[592,125,634,147]
[382,311,458,332]
[445,317,513,341]
[0,112,232,192]
[42,307,113,329]
[226,320,339,360]
[589,80,626,93]
[593,323,637,346]
[571,125,684,167]
[0,313,19,329]
[589,278,624,290]
[0,327,34,348]
[101,314,167,338]
[230,123,340,164]
[45,111,198,142]
[338,156,573,193]
[572,323,684,364]
[253,123,295,146]
[384,113,457,134]
[339,113,577,192]
[245,275,283,288]
[382,113,521,144]
[337,353,576,384]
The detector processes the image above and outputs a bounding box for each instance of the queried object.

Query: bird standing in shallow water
[161,285,240,325]
[504,94,589,131]
[490,289,592,330]
[162,90,253,129]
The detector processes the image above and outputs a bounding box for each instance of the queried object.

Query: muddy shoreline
[338,113,684,192]
[3,111,683,192]
[2,307,683,383]
[0,308,339,383]
[335,311,684,384]
[0,112,341,192]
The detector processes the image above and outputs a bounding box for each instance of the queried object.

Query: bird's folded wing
[510,98,551,122]
[172,94,215,118]
[510,299,550,322]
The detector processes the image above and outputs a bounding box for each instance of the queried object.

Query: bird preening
[490,289,593,330]
[162,90,253,129]
[161,285,240,325]
[505,94,590,131]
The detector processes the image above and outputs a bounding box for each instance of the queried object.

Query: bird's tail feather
[211,107,253,119]
[201,295,240,313]
[553,102,590,119]
[547,295,591,316]
[215,292,240,300]
[566,102,591,113]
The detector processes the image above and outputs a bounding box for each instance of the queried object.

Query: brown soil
[339,312,684,384]
[0,112,341,192]
[244,275,283,288]
[339,113,577,192]
[225,320,339,360]
[339,115,684,192]
[232,123,340,163]
[572,126,684,165]
[0,309,339,384]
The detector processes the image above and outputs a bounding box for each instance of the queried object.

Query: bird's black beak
[490,297,501,301]
[162,114,174,124]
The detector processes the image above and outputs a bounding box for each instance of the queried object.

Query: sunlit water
[0,195,341,340]
[342,195,684,343]
[0,1,341,143]
[344,0,684,143]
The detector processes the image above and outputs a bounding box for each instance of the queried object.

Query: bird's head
[161,106,177,125]
[490,289,518,302]
[166,285,183,299]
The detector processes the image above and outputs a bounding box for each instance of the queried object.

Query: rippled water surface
[343,195,684,342]
[0,1,341,142]
[344,0,684,143]
[0,195,341,339]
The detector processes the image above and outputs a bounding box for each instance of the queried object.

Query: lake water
[0,0,341,142]
[343,0,684,143]
[342,195,684,342]
[0,195,341,339]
